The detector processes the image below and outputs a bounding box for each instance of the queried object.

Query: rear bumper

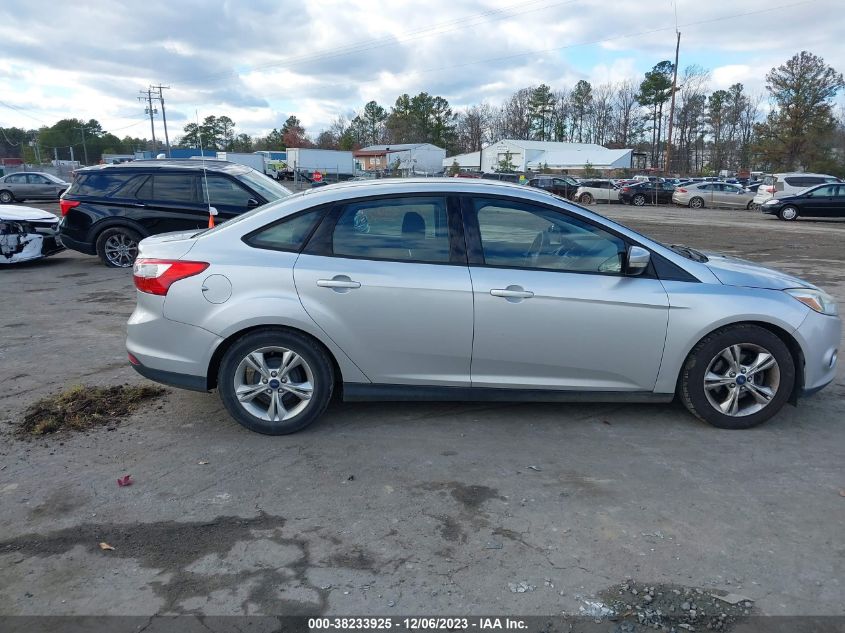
[58,232,96,255]
[126,292,223,390]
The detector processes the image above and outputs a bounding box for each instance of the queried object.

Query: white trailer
[284,148,355,180]
[216,152,266,173]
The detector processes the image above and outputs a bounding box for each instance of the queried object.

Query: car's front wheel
[218,329,334,435]
[96,227,141,268]
[679,324,794,429]
[778,206,799,221]
[632,194,646,206]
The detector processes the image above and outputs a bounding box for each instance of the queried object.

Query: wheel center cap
[269,379,280,389]
[736,374,747,385]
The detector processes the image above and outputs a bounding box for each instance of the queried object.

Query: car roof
[76,159,250,175]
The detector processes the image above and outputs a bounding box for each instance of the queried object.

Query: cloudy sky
[1,0,843,140]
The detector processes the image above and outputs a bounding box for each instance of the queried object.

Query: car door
[294,194,474,386]
[26,174,51,199]
[463,195,670,391]
[800,184,840,217]
[134,172,208,232]
[199,174,261,220]
[4,173,30,198]
[659,182,676,203]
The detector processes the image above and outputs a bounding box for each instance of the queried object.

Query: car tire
[688,197,704,209]
[218,328,334,435]
[632,194,646,206]
[746,201,755,210]
[95,226,142,268]
[0,190,15,204]
[579,193,594,204]
[778,206,799,221]
[679,324,795,430]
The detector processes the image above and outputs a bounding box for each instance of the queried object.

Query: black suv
[527,175,580,199]
[59,160,292,267]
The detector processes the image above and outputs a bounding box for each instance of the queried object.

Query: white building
[355,143,446,174]
[444,139,633,173]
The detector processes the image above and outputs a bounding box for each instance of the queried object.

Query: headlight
[785,288,838,316]
[763,199,779,205]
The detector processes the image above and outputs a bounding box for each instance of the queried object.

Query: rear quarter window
[244,209,325,252]
[66,172,134,196]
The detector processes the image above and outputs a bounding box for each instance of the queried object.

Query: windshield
[236,170,293,202]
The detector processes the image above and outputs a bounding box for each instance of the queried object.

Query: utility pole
[79,123,89,165]
[664,31,681,176]
[151,84,171,157]
[138,89,157,154]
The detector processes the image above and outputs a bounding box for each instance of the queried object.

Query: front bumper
[793,308,841,397]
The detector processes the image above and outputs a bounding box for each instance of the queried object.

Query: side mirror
[626,245,650,276]
[246,198,260,208]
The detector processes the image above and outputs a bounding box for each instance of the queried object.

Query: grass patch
[18,384,167,437]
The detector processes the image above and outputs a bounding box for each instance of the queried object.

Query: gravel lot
[1,201,843,618]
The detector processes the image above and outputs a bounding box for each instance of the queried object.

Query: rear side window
[136,174,196,203]
[67,172,134,196]
[331,196,450,263]
[245,209,325,252]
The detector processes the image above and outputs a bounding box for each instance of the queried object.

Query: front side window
[471,198,626,274]
[27,174,50,184]
[806,185,838,197]
[331,197,450,263]
[201,175,253,207]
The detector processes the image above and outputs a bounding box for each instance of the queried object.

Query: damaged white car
[0,206,65,264]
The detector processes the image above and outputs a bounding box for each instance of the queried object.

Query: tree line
[2,51,842,176]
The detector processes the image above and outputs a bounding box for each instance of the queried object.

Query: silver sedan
[126,179,840,434]
[0,171,70,203]
[672,182,756,209]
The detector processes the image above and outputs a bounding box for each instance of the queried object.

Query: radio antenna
[196,110,216,228]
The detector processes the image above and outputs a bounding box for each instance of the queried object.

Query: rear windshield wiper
[670,244,708,263]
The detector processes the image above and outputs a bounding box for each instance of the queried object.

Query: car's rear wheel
[746,201,755,210]
[579,192,593,204]
[778,206,799,221]
[688,197,704,209]
[0,190,15,204]
[679,324,794,429]
[218,329,334,435]
[96,227,141,268]
[632,194,646,206]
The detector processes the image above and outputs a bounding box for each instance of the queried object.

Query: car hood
[703,253,817,291]
[0,205,59,223]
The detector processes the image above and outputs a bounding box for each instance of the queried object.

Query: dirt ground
[0,201,843,618]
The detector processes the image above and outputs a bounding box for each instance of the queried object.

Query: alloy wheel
[703,343,780,417]
[233,346,315,423]
[103,233,138,267]
[633,195,646,206]
[0,191,12,204]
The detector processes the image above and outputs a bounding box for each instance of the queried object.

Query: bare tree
[456,103,494,153]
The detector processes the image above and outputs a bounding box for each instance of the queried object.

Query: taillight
[59,199,80,216]
[765,186,775,193]
[133,259,209,296]
[622,187,630,192]
[677,188,687,193]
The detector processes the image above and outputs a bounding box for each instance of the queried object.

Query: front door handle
[317,275,361,290]
[490,286,534,299]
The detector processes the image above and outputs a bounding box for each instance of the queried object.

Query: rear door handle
[490,286,534,299]
[317,275,361,290]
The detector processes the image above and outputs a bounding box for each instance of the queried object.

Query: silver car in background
[0,171,70,204]
[127,179,840,435]
[672,182,756,209]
